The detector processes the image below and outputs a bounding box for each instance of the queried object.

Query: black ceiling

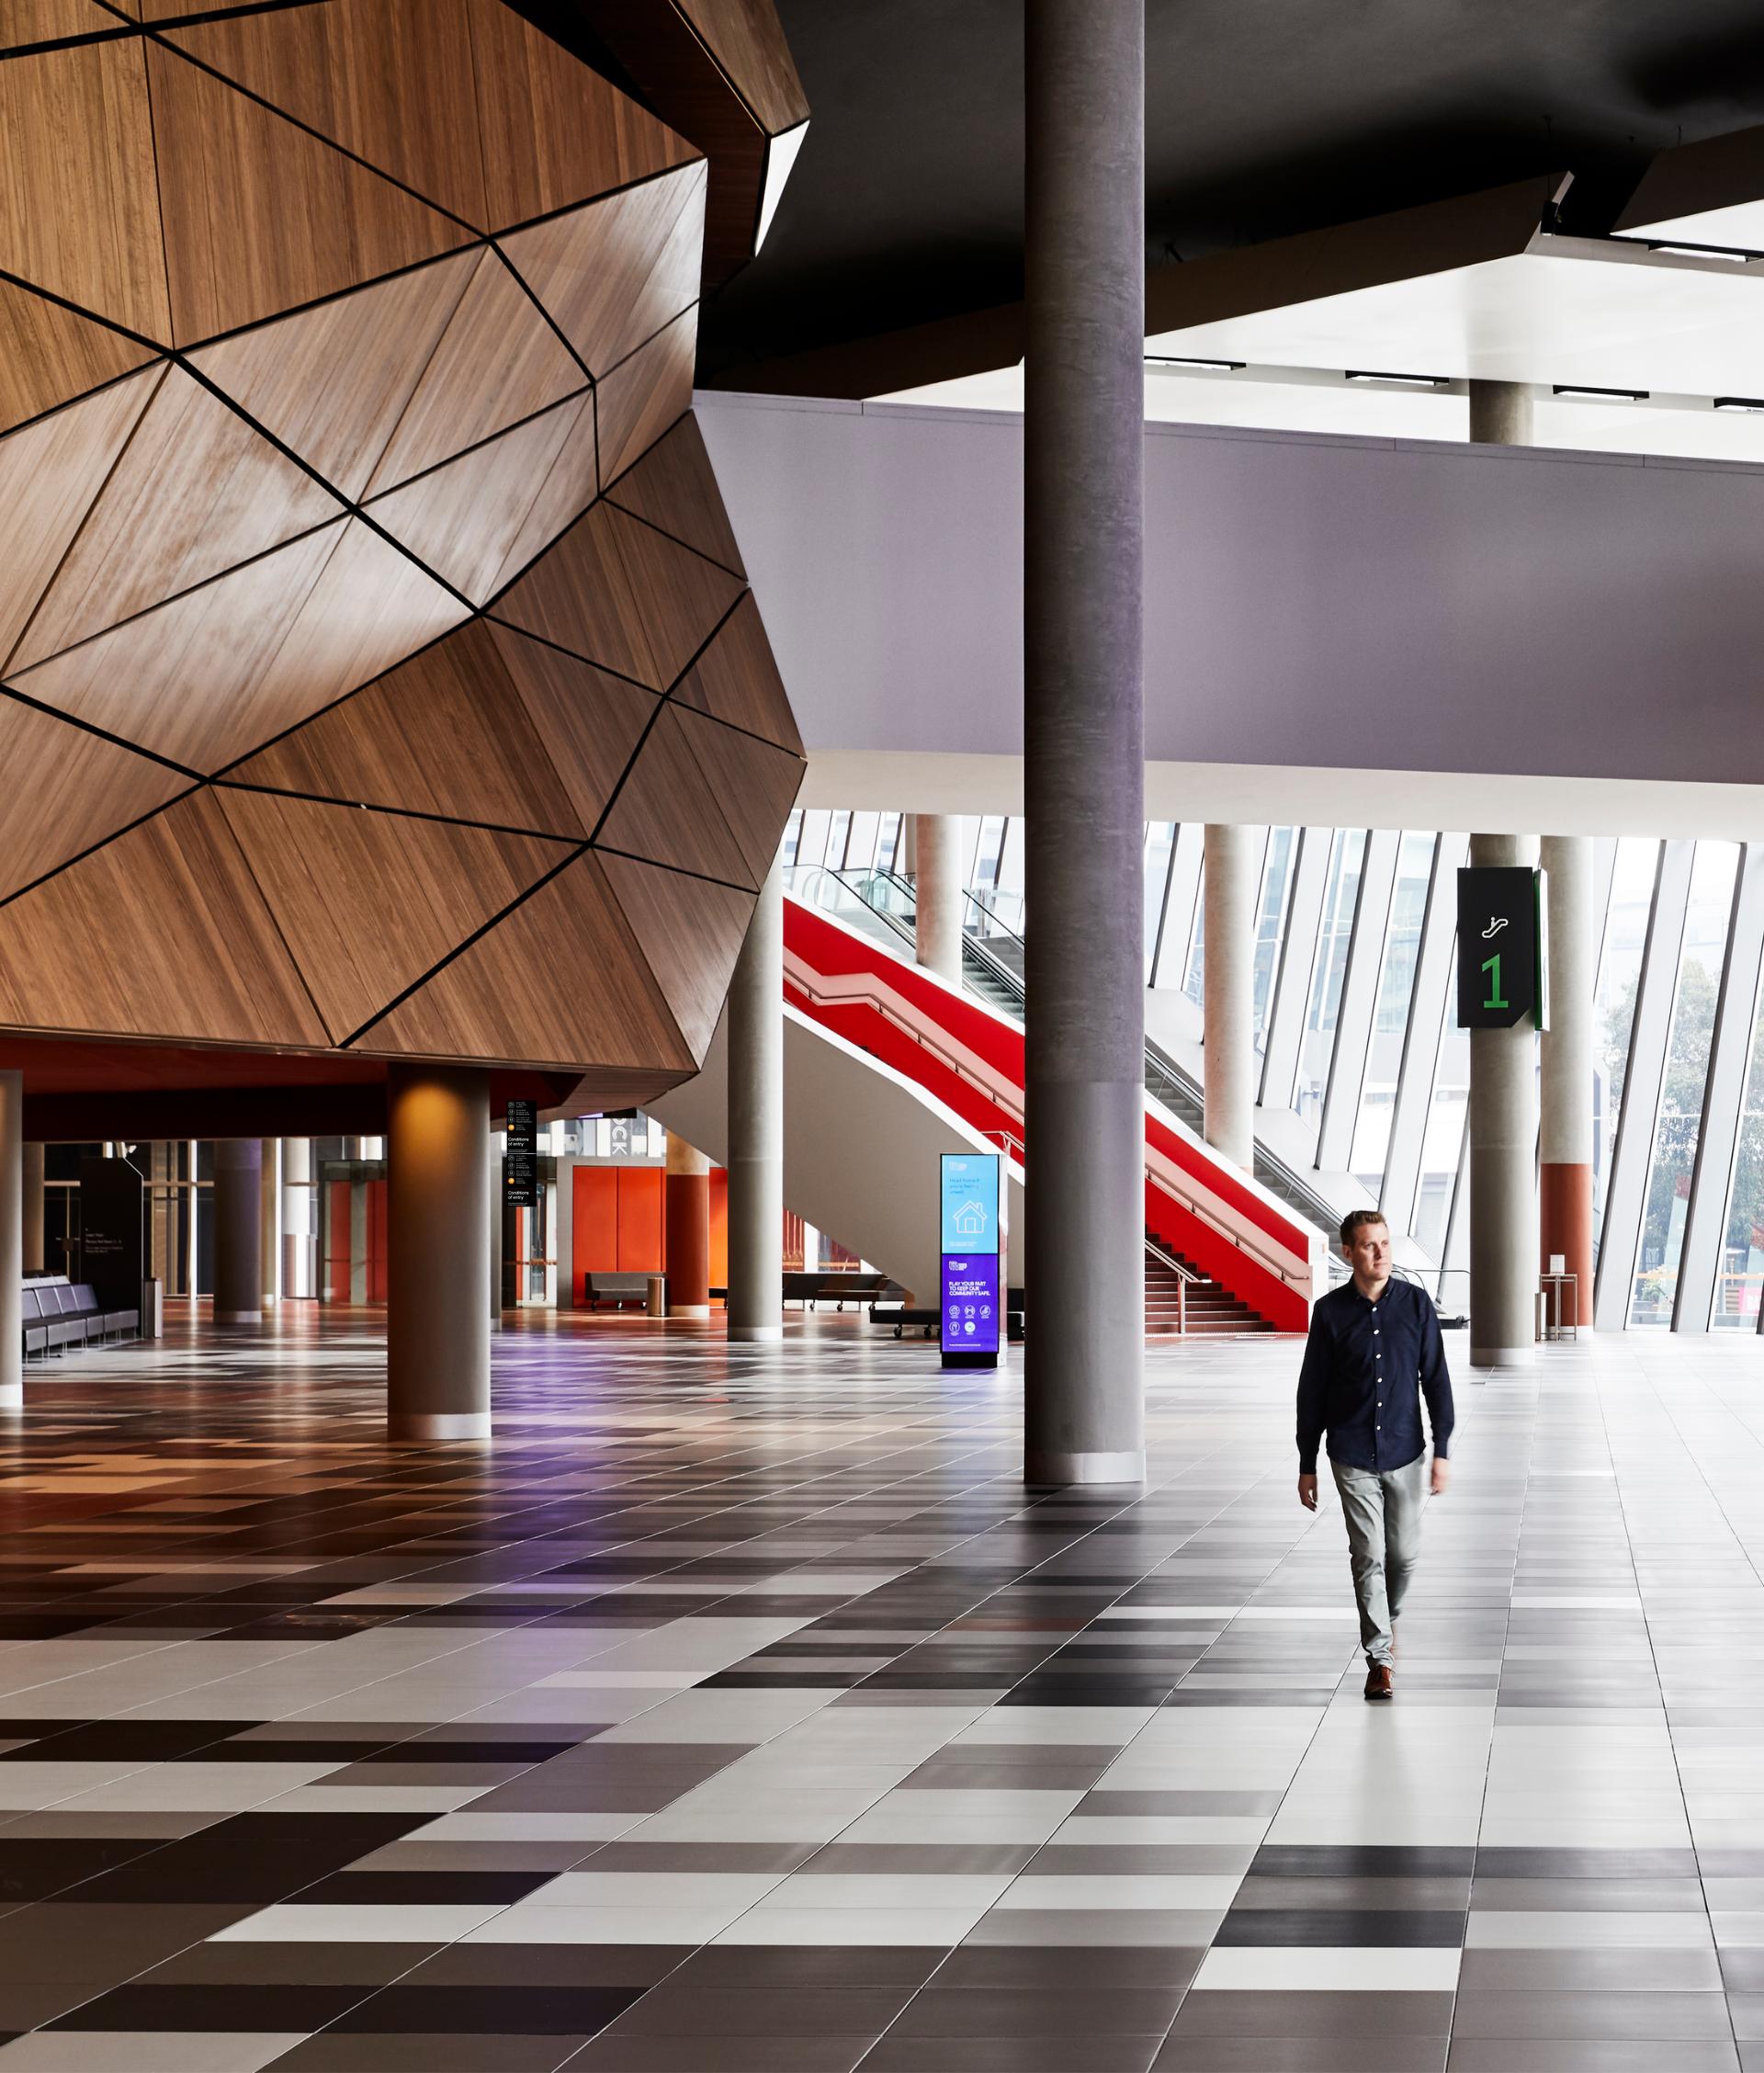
[695,0,1764,383]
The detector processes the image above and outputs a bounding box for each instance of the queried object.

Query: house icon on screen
[953,1200,988,1238]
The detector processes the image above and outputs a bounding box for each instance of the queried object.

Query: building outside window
[1593,838,1662,1258]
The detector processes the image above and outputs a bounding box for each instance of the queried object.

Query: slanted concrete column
[729,855,784,1342]
[910,814,964,987]
[388,1064,491,1439]
[22,1141,43,1277]
[664,1134,711,1318]
[1469,831,1540,1363]
[1540,834,1595,1330]
[1023,0,1146,1484]
[213,1139,264,1326]
[0,1074,21,1407]
[1203,823,1256,1172]
[258,1138,281,1308]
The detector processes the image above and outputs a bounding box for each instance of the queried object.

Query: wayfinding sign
[1456,866,1548,1030]
[503,1098,537,1209]
[940,1151,1001,1369]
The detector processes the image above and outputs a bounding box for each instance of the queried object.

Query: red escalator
[784,897,1317,1332]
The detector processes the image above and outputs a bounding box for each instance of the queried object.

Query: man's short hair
[1340,1207,1389,1248]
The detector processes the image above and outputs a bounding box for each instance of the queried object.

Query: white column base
[1025,1449,1147,1485]
[0,1385,23,1410]
[214,1309,264,1327]
[668,1304,711,1320]
[388,1410,492,1441]
[729,1323,785,1342]
[1469,1345,1536,1367]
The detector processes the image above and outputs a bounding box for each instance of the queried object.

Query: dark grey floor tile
[1450,1989,1734,2040]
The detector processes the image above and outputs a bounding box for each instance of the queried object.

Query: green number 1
[1482,952,1508,1010]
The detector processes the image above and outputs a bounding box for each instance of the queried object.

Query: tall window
[1144,822,1175,980]
[1252,828,1297,1048]
[1714,956,1764,1328]
[1183,863,1206,1004]
[1630,841,1738,1326]
[1297,830,1365,1129]
[1593,839,1661,1256]
[1352,832,1435,1193]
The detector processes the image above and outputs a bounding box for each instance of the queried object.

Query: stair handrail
[785,948,1308,1292]
[1143,1233,1201,1283]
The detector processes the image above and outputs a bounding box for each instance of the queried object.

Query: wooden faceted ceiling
[0,0,804,1110]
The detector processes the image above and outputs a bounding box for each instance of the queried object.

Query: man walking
[1297,1209,1453,1701]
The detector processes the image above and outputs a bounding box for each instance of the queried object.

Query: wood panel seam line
[590,841,762,901]
[0,362,171,679]
[182,777,340,1046]
[210,778,582,847]
[0,361,164,451]
[0,262,165,357]
[597,297,701,402]
[0,677,201,781]
[0,19,141,62]
[479,601,665,702]
[0,780,201,915]
[353,250,505,504]
[1,506,350,693]
[177,239,486,364]
[658,582,748,697]
[144,26,492,244]
[364,380,592,505]
[666,0,773,132]
[334,839,594,1050]
[492,245,599,395]
[486,154,709,243]
[604,492,745,583]
[138,1,179,356]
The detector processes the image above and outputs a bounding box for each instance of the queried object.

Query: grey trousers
[1331,1455,1428,1669]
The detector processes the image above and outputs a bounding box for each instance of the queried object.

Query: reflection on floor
[0,1311,1758,2069]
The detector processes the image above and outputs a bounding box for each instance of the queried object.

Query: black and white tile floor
[0,1309,1758,2070]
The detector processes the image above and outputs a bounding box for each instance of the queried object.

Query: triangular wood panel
[486,396,602,593]
[501,162,706,378]
[0,284,158,440]
[147,43,474,346]
[365,251,584,494]
[596,704,754,888]
[188,252,477,501]
[669,592,800,754]
[676,704,804,886]
[599,849,754,1060]
[489,622,659,833]
[9,518,464,773]
[2,1,120,50]
[465,0,699,232]
[368,392,591,605]
[0,368,162,670]
[164,0,492,229]
[15,368,345,671]
[226,619,586,837]
[491,499,743,690]
[675,0,808,133]
[0,38,171,339]
[605,413,744,576]
[0,791,329,1047]
[0,695,190,903]
[351,851,694,1072]
[595,305,698,489]
[216,788,574,1042]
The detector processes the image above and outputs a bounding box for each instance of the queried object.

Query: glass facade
[784,806,1764,1331]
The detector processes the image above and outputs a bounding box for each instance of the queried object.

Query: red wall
[572,1165,666,1299]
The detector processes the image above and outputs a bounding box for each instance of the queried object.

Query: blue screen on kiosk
[940,1153,1000,1257]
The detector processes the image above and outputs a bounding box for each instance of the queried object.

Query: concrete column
[1469,831,1540,1363]
[282,1139,311,1298]
[22,1141,43,1277]
[1023,0,1145,1485]
[664,1134,711,1318]
[1468,379,1534,446]
[729,855,784,1342]
[1540,834,1595,1330]
[388,1063,491,1440]
[258,1138,281,1308]
[0,1074,21,1408]
[1203,823,1256,1172]
[212,1139,264,1326]
[911,813,964,986]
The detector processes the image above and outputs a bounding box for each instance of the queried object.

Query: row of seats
[22,1275,140,1359]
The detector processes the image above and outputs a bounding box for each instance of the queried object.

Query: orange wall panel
[616,1166,664,1271]
[573,1165,617,1297]
[709,1166,728,1290]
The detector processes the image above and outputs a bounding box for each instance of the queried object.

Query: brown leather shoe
[1363,1664,1394,1702]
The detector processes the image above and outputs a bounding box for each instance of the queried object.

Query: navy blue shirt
[1296,1274,1453,1475]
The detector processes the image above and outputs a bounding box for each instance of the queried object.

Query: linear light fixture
[1645,240,1753,263]
[1344,368,1448,388]
[1552,383,1649,402]
[1713,396,1764,413]
[1145,355,1245,373]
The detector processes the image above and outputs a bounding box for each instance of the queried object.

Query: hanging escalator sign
[1456,866,1548,1031]
[940,1151,1001,1368]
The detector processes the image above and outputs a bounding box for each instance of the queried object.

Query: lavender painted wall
[697,392,1764,788]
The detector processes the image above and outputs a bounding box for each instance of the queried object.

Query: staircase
[1146,1241,1277,1336]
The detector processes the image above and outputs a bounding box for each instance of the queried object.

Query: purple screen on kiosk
[940,1252,1001,1354]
